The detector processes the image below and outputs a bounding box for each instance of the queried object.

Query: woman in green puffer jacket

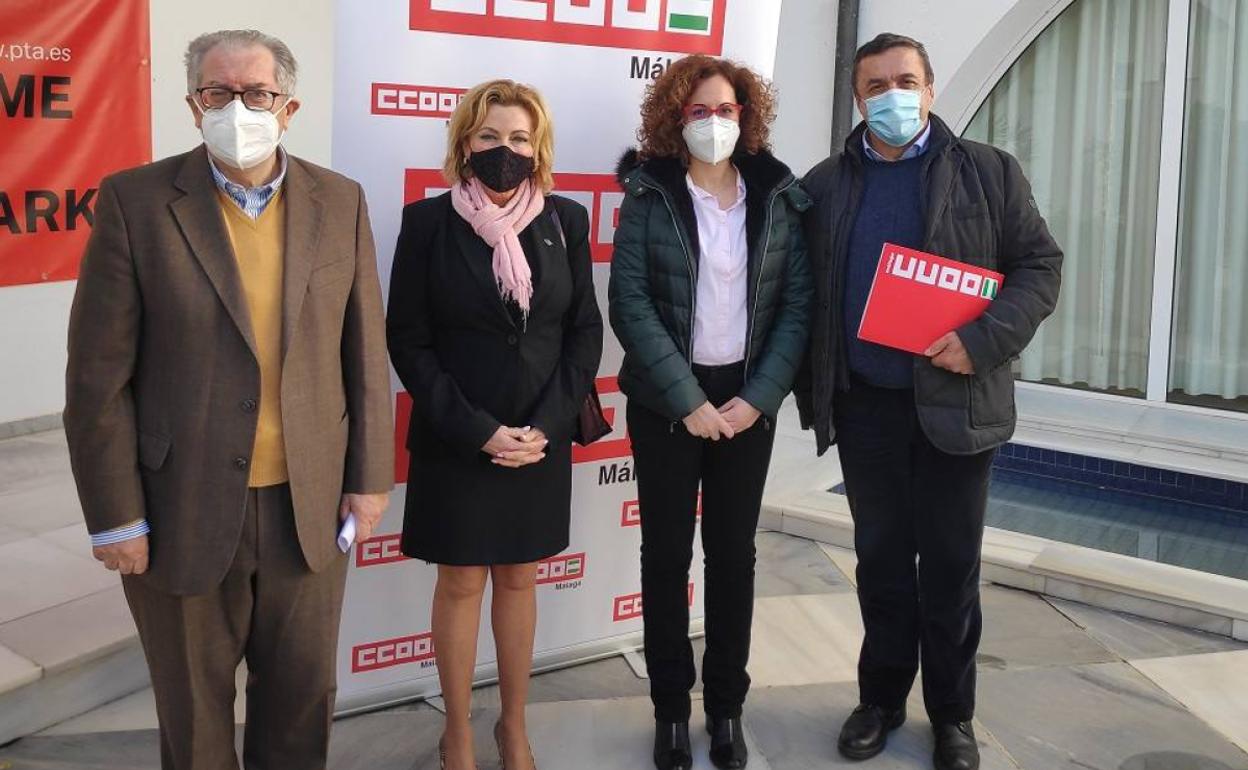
[608,54,813,770]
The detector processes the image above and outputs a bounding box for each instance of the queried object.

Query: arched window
[963,0,1169,397]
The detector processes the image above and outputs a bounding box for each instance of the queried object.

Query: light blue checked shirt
[863,122,932,163]
[208,148,288,219]
[89,149,288,549]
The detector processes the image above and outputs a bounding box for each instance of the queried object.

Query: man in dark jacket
[796,33,1062,770]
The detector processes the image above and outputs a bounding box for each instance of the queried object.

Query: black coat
[796,115,1063,456]
[386,192,603,564]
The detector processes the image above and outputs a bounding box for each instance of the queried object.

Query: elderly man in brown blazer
[63,29,393,770]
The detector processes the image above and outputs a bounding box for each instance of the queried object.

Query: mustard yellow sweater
[218,189,288,487]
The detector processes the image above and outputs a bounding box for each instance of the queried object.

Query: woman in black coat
[386,79,603,770]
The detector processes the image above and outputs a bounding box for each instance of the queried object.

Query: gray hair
[184,29,297,95]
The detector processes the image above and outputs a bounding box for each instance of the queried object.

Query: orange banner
[0,0,151,287]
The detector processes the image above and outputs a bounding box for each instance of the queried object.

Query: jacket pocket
[138,430,171,471]
[968,365,1015,428]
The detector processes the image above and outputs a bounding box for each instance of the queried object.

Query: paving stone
[1133,650,1248,755]
[976,661,1248,770]
[754,531,853,598]
[0,728,162,770]
[329,710,445,770]
[749,594,862,687]
[976,585,1117,671]
[1049,597,1248,661]
[0,642,40,695]
[0,586,135,675]
[527,653,650,704]
[746,681,1020,770]
[0,431,82,537]
[0,539,117,625]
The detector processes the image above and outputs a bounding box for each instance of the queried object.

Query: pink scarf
[451,177,546,317]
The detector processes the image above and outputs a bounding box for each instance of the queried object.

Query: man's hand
[341,492,389,544]
[924,332,976,375]
[683,402,736,441]
[492,427,548,469]
[93,536,149,575]
[718,397,761,434]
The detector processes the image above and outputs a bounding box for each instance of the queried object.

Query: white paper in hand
[337,513,357,553]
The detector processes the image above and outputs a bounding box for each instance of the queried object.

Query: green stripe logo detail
[668,13,710,31]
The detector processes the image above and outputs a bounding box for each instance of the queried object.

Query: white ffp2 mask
[198,99,286,170]
[682,115,740,165]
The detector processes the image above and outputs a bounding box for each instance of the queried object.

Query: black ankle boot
[707,715,748,769]
[837,704,906,760]
[653,720,692,770]
[933,721,980,770]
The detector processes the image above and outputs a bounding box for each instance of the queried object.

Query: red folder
[857,243,1003,355]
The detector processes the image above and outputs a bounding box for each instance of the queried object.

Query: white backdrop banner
[331,0,784,713]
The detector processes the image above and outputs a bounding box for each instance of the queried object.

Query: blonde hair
[443,79,555,194]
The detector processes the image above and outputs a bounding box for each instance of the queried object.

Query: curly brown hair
[637,55,776,162]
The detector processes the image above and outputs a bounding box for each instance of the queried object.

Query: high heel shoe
[494,720,537,770]
[439,737,480,770]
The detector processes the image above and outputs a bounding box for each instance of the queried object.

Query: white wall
[0,0,335,426]
[0,283,75,425]
[771,0,838,177]
[148,0,335,165]
[858,0,1017,114]
[0,0,860,426]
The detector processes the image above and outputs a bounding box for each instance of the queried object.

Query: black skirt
[400,439,571,565]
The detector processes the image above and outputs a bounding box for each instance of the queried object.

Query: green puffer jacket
[608,148,813,421]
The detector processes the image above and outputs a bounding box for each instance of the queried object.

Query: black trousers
[627,362,777,722]
[833,378,996,724]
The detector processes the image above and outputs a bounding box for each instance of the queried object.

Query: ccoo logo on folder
[857,243,1004,356]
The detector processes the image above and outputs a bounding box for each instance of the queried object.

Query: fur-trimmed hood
[614,146,804,208]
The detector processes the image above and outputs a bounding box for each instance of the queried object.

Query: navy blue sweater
[843,155,926,388]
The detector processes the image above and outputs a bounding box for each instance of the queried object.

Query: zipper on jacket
[639,179,698,358]
[743,178,796,376]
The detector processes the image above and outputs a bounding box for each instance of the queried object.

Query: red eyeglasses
[682,102,744,123]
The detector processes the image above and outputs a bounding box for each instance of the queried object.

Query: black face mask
[467,145,535,193]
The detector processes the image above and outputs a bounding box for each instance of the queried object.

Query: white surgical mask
[682,115,740,165]
[197,99,287,170]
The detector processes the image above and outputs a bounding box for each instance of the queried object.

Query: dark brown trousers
[122,484,348,770]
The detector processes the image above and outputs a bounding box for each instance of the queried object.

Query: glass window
[1168,0,1248,412]
[963,0,1169,396]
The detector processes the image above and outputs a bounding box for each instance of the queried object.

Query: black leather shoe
[933,721,979,770]
[707,716,748,769]
[653,720,692,770]
[837,704,906,760]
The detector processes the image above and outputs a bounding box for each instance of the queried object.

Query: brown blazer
[64,146,394,595]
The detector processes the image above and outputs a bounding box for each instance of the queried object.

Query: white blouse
[687,171,749,366]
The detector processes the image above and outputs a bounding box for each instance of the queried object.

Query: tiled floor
[3,531,1247,770]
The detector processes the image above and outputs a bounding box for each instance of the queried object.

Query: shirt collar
[863,121,932,163]
[685,169,747,209]
[207,146,288,197]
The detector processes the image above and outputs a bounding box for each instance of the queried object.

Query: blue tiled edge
[831,443,1248,514]
[993,443,1248,513]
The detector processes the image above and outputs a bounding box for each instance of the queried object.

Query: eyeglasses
[682,102,744,123]
[195,87,287,112]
